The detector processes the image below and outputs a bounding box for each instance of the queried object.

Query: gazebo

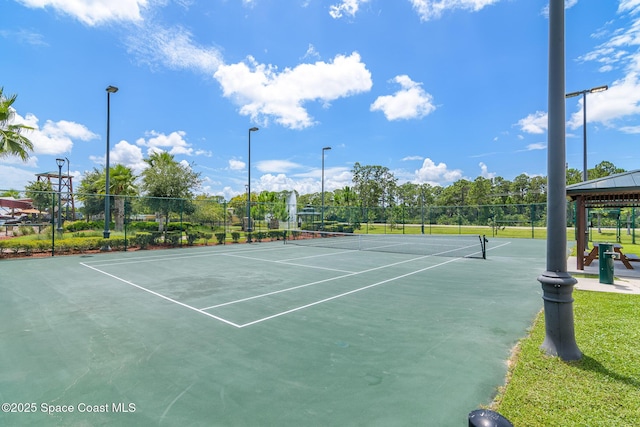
[566,170,640,270]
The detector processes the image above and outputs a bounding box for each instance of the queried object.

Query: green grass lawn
[356,224,640,257]
[493,291,640,426]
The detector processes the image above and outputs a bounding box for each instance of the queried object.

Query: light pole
[247,127,259,240]
[321,146,331,230]
[565,84,608,181]
[65,156,70,221]
[537,0,581,361]
[566,84,608,251]
[56,158,65,234]
[103,85,118,247]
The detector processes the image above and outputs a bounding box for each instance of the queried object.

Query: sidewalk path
[567,256,640,295]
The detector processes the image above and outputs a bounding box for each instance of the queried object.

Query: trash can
[598,243,617,285]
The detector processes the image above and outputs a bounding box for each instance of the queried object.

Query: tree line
[2,86,628,226]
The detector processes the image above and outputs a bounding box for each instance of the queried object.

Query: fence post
[50,192,55,256]
[530,204,535,238]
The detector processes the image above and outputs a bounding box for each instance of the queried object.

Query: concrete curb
[567,256,640,294]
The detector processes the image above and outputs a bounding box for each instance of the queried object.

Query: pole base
[538,271,582,361]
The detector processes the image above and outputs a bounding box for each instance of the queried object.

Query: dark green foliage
[134,232,154,249]
[165,231,181,247]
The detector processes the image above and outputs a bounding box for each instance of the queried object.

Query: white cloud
[111,140,147,173]
[302,44,320,60]
[126,24,223,74]
[619,125,640,133]
[89,139,147,174]
[370,75,436,121]
[228,159,245,171]
[570,5,640,129]
[409,0,500,22]
[329,0,369,19]
[479,162,495,179]
[256,160,302,173]
[414,158,463,185]
[16,0,148,26]
[517,111,548,134]
[401,155,424,161]
[567,74,640,128]
[0,165,40,190]
[0,29,48,46]
[11,112,98,155]
[526,143,546,151]
[135,130,194,156]
[255,173,315,194]
[214,52,372,129]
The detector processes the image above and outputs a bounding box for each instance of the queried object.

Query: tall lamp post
[566,84,608,252]
[321,146,331,230]
[103,85,118,248]
[56,158,65,234]
[565,84,608,181]
[247,127,259,240]
[537,0,581,361]
[65,157,70,221]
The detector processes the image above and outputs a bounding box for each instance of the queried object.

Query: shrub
[18,225,35,236]
[129,221,158,232]
[186,230,201,246]
[231,232,240,243]
[167,222,191,232]
[108,237,127,251]
[268,230,283,241]
[134,232,154,249]
[166,231,182,247]
[215,232,226,244]
[203,233,213,245]
[65,221,98,232]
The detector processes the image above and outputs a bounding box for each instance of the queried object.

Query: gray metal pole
[65,157,70,221]
[321,146,331,230]
[537,0,581,361]
[582,92,589,251]
[56,160,63,234]
[247,127,258,240]
[104,90,111,240]
[103,86,118,247]
[582,92,587,182]
[321,150,325,230]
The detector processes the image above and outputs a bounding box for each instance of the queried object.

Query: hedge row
[0,237,127,256]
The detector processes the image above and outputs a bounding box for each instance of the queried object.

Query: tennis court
[0,235,546,426]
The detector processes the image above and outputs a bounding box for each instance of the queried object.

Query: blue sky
[1,0,639,199]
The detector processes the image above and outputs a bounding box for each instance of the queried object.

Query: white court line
[80,262,242,328]
[80,244,295,268]
[237,257,462,328]
[199,243,491,311]
[80,240,512,328]
[220,252,356,274]
[235,240,513,328]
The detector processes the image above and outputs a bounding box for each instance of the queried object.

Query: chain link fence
[0,190,637,256]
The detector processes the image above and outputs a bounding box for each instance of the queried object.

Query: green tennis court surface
[0,237,545,426]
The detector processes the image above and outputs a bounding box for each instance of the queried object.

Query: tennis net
[285,230,488,259]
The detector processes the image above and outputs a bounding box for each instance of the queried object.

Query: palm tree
[97,165,138,232]
[0,87,34,161]
[109,165,138,231]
